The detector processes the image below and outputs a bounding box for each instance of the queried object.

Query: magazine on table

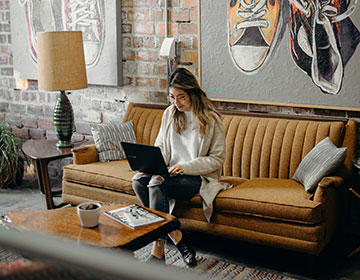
[104,204,166,229]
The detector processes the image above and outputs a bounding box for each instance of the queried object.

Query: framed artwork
[10,0,122,86]
[199,1,360,109]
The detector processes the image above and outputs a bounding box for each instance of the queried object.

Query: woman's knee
[132,177,150,192]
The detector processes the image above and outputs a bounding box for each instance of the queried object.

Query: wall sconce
[160,37,177,59]
[160,37,177,96]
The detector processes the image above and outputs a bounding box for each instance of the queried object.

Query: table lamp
[37,31,88,148]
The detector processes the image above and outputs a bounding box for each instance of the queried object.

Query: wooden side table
[22,139,93,210]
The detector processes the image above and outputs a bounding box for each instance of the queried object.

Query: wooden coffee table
[4,204,180,251]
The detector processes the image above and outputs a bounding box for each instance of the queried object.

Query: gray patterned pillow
[293,137,347,192]
[90,120,137,162]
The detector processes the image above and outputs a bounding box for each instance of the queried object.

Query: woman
[132,68,229,266]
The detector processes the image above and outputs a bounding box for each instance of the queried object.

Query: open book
[104,204,166,229]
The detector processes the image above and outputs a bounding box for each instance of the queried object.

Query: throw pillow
[90,120,137,162]
[292,137,347,192]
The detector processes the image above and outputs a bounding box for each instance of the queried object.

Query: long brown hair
[168,68,219,136]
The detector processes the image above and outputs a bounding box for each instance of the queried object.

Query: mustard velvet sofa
[62,102,356,256]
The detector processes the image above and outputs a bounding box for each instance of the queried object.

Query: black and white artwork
[10,0,122,86]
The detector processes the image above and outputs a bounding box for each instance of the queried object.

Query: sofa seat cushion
[63,160,137,195]
[220,176,248,186]
[215,178,322,225]
[172,174,248,208]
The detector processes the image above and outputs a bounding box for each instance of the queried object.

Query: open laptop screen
[121,142,170,177]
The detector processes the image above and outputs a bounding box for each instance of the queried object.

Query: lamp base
[56,140,74,149]
[53,91,75,149]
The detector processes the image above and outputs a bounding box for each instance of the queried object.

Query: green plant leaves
[0,122,23,188]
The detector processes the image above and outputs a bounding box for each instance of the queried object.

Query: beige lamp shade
[37,31,88,91]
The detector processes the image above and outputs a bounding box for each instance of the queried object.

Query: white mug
[77,202,101,228]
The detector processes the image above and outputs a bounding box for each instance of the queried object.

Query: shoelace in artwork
[66,0,101,41]
[234,0,269,30]
[18,0,29,6]
[289,0,357,24]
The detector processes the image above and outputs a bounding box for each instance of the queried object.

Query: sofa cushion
[63,160,137,195]
[292,137,347,192]
[214,178,322,225]
[90,120,137,162]
[220,176,248,186]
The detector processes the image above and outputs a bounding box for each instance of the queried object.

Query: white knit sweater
[168,111,200,167]
[155,105,232,221]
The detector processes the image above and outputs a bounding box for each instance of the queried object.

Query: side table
[22,139,93,210]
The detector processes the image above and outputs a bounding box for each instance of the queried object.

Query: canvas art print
[228,0,282,74]
[227,0,360,95]
[10,0,122,86]
[288,0,360,95]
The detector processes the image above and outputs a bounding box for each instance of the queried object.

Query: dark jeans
[132,175,202,213]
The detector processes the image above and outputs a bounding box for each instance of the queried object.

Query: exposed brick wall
[0,0,200,178]
[0,0,359,180]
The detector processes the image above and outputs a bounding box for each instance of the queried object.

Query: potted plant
[0,122,24,188]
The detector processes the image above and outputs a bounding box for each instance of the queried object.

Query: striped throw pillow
[292,137,347,192]
[90,120,137,162]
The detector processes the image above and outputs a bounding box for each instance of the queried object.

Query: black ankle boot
[175,235,197,267]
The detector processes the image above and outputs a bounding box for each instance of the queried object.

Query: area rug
[1,245,300,280]
[1,226,301,280]
[0,248,107,280]
[133,244,299,280]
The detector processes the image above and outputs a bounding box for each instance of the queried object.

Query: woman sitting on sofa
[132,68,228,266]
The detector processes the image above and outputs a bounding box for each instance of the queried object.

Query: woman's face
[168,87,192,112]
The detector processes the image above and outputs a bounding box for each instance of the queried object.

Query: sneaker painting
[61,0,105,68]
[18,0,56,63]
[228,0,282,74]
[338,11,360,67]
[289,0,359,95]
[18,0,105,68]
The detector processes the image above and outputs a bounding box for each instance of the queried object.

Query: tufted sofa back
[123,103,356,180]
[123,103,164,145]
[222,115,349,179]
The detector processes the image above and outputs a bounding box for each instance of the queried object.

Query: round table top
[22,139,93,160]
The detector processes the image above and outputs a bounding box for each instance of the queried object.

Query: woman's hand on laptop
[168,164,184,175]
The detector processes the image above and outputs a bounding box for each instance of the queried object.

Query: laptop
[120,142,170,177]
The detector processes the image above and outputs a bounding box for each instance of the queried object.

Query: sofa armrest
[71,144,99,164]
[313,176,344,202]
[318,176,344,189]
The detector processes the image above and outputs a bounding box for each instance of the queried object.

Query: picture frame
[10,0,122,86]
[198,1,360,110]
